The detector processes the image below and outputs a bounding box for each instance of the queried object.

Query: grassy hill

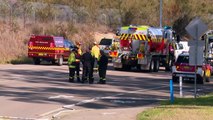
[0,0,212,63]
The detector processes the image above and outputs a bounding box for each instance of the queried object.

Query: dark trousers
[82,63,93,83]
[69,68,75,82]
[75,62,80,81]
[98,67,107,84]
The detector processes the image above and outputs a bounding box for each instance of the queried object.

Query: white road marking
[48,95,74,99]
[40,85,169,119]
[102,112,117,115]
[0,116,39,120]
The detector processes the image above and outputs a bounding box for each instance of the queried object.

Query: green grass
[9,56,33,64]
[137,93,213,120]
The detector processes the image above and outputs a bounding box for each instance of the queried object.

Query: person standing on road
[91,41,100,73]
[68,48,77,83]
[75,42,82,82]
[81,48,94,84]
[98,50,108,84]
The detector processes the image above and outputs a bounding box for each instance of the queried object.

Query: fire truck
[111,25,177,72]
[28,35,73,66]
[204,30,213,68]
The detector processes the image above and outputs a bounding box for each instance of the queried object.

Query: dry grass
[0,21,112,64]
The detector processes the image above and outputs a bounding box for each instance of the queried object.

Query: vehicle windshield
[176,55,189,64]
[99,39,112,45]
[64,39,74,48]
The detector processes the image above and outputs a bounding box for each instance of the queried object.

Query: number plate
[38,53,44,56]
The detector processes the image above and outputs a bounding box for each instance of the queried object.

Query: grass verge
[10,56,33,64]
[137,93,213,120]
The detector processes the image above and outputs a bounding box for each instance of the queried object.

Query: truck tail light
[29,41,33,47]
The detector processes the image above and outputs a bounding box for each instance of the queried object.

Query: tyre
[136,65,141,71]
[33,58,40,65]
[123,65,131,71]
[153,60,159,72]
[52,60,56,65]
[197,75,204,84]
[205,77,210,82]
[58,56,63,66]
[149,60,154,72]
[172,76,178,83]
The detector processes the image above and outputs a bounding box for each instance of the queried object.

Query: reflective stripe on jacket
[68,52,76,68]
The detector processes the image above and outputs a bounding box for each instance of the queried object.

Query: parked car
[172,52,211,84]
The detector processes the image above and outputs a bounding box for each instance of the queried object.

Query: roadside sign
[185,17,208,39]
[188,40,204,47]
[185,17,208,99]
[189,46,204,66]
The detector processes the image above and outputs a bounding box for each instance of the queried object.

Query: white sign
[189,46,204,66]
[185,17,208,39]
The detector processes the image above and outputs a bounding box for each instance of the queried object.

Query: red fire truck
[28,35,73,65]
[111,25,177,72]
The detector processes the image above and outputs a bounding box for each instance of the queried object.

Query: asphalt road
[0,63,212,120]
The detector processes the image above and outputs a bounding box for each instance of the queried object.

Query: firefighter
[98,50,108,84]
[76,41,82,55]
[75,42,82,82]
[81,48,94,84]
[91,41,100,73]
[68,48,77,83]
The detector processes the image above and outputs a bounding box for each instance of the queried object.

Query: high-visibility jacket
[91,45,100,59]
[68,52,76,68]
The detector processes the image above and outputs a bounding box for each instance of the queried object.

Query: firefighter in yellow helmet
[76,41,82,55]
[75,42,82,82]
[68,47,77,82]
[91,41,100,74]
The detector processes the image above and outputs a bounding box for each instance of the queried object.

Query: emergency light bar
[129,27,137,31]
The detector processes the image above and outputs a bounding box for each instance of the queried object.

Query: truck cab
[174,41,189,61]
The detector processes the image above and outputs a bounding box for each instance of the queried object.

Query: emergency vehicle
[204,30,213,69]
[172,52,211,84]
[28,35,73,65]
[111,25,177,72]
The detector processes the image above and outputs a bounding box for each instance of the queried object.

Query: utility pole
[160,0,162,28]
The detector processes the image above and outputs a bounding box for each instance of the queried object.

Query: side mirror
[116,31,120,36]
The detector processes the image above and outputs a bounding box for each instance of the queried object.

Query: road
[0,63,212,120]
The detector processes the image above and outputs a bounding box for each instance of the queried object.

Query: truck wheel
[172,76,178,83]
[149,60,154,72]
[153,60,159,72]
[52,60,56,65]
[123,65,131,71]
[205,77,210,82]
[197,75,204,84]
[136,65,141,71]
[33,58,40,65]
[58,56,63,66]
